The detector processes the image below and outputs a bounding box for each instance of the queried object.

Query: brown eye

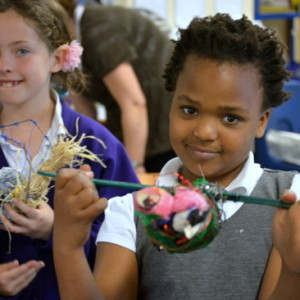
[224,115,240,124]
[182,106,197,116]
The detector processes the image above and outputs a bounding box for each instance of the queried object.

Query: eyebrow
[219,106,249,114]
[11,40,31,45]
[177,95,198,104]
[176,95,250,114]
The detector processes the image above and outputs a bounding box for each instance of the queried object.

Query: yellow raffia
[0,121,106,208]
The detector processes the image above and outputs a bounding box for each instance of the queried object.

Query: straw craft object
[0,130,106,209]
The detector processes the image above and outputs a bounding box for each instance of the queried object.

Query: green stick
[223,192,291,208]
[37,171,291,208]
[37,171,151,190]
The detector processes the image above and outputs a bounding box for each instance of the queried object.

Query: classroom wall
[111,0,256,31]
[108,0,290,60]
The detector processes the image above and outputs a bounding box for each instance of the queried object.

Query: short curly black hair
[164,13,291,110]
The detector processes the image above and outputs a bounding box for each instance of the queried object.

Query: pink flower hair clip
[61,40,83,72]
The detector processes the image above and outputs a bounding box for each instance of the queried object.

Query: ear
[255,109,271,138]
[50,45,68,73]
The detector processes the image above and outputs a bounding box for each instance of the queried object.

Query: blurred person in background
[59,0,176,174]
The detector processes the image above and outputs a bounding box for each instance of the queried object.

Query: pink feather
[172,186,209,213]
[134,187,173,219]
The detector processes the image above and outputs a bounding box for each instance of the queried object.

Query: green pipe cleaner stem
[37,171,291,208]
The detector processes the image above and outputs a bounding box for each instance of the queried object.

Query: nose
[192,116,218,141]
[0,52,13,73]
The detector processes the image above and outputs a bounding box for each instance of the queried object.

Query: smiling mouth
[0,81,21,87]
[188,145,219,160]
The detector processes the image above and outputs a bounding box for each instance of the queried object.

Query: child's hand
[272,190,300,273]
[53,167,107,250]
[0,200,54,240]
[0,260,44,297]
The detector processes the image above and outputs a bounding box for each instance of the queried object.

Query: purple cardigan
[0,101,139,300]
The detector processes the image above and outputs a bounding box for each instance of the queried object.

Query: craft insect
[134,182,220,253]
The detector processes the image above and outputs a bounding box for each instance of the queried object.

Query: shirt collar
[50,91,66,138]
[226,152,263,195]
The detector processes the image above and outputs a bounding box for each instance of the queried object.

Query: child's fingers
[75,185,101,211]
[273,190,296,230]
[79,164,92,172]
[0,206,28,234]
[0,260,44,297]
[55,182,98,213]
[9,261,45,280]
[55,168,84,190]
[80,197,107,220]
[273,199,300,273]
[79,164,94,179]
[3,201,33,225]
[24,260,45,270]
[0,213,8,228]
[0,211,16,231]
[57,171,93,197]
[4,261,44,295]
[0,260,19,272]
[279,189,297,204]
[8,199,36,218]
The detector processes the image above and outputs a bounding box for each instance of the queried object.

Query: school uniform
[0,95,139,300]
[98,153,300,300]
